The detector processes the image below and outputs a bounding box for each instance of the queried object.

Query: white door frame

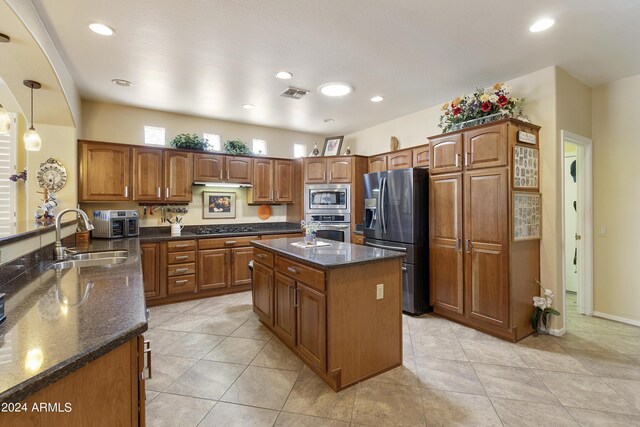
[560,131,594,325]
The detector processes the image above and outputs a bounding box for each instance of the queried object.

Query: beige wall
[592,73,640,324]
[81,100,323,158]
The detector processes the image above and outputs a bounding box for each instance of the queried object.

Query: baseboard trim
[549,327,566,337]
[593,311,640,327]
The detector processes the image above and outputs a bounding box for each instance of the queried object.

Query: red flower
[453,107,462,116]
[497,95,509,107]
[481,102,492,112]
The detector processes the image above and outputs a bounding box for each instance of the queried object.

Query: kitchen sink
[49,250,128,270]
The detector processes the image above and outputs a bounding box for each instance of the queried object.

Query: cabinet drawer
[253,247,274,267]
[275,256,325,292]
[168,274,196,294]
[167,251,196,264]
[259,233,302,240]
[168,240,196,252]
[198,236,259,250]
[167,262,196,277]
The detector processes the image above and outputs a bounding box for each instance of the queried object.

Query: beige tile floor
[145,292,640,426]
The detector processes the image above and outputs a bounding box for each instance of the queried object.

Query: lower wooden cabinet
[0,336,148,427]
[296,284,326,371]
[198,248,228,290]
[274,272,296,347]
[140,242,161,300]
[252,261,274,326]
[232,247,253,286]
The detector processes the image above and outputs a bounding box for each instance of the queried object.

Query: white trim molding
[593,311,640,328]
[549,327,566,337]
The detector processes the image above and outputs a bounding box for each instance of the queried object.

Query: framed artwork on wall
[513,192,542,241]
[322,136,344,156]
[513,145,539,189]
[203,191,236,219]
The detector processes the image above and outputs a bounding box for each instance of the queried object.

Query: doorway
[561,131,594,329]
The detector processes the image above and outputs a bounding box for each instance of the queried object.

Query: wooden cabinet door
[368,155,388,173]
[388,149,413,170]
[429,134,463,174]
[413,145,430,168]
[464,123,507,170]
[274,160,294,203]
[252,158,274,202]
[226,156,253,183]
[273,273,296,347]
[429,173,464,315]
[327,157,352,183]
[132,148,163,202]
[80,141,130,201]
[164,151,193,202]
[193,153,224,182]
[252,261,274,326]
[231,247,254,286]
[140,243,161,299]
[463,168,508,328]
[198,248,229,290]
[296,283,326,371]
[303,158,327,183]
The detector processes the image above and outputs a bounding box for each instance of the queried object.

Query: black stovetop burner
[194,226,256,235]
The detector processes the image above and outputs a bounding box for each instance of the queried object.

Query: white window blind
[204,133,221,151]
[0,114,16,237]
[144,126,166,145]
[294,143,307,158]
[252,138,267,155]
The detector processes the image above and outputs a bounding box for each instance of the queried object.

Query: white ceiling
[29,0,640,135]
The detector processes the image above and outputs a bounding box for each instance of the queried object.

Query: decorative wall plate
[36,158,67,192]
[258,204,272,220]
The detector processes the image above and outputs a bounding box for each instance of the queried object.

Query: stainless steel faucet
[54,208,94,260]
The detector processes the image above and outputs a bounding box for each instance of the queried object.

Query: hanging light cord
[29,84,34,130]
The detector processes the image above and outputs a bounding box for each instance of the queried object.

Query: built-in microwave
[304,184,350,214]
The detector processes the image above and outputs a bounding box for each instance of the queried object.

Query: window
[203,133,222,151]
[294,143,307,158]
[0,113,17,237]
[144,126,165,145]
[252,138,267,155]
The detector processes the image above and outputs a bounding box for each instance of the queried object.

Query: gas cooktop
[194,226,256,235]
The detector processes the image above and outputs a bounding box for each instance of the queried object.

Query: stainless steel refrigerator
[363,168,429,315]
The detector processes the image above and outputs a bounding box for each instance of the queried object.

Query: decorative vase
[390,136,399,151]
[304,233,315,245]
[537,312,551,335]
[311,143,320,156]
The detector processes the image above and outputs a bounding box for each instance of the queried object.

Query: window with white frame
[252,138,267,155]
[203,133,222,151]
[0,113,17,237]
[293,143,307,158]
[144,126,166,145]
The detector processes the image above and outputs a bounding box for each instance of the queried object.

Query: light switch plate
[599,226,607,237]
[376,284,384,300]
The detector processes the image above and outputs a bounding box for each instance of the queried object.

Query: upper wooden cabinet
[303,157,352,183]
[193,153,224,182]
[430,134,463,174]
[274,160,294,202]
[248,158,294,204]
[368,155,387,173]
[226,156,253,183]
[388,149,413,170]
[164,151,193,202]
[132,148,163,202]
[413,145,430,168]
[79,141,131,201]
[464,123,507,170]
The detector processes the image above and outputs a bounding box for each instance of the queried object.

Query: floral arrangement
[438,83,527,133]
[224,140,252,156]
[531,282,560,333]
[300,220,320,237]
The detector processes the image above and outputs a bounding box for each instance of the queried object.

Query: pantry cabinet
[79,141,131,201]
[428,118,540,342]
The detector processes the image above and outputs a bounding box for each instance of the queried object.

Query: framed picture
[322,136,344,156]
[203,192,236,219]
[513,145,539,189]
[513,192,542,241]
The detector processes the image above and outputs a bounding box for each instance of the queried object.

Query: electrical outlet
[376,283,384,300]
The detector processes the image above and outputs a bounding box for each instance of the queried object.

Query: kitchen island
[251,237,405,391]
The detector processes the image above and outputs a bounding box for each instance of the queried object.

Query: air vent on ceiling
[280,87,309,99]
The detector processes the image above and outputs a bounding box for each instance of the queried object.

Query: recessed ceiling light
[324,118,334,123]
[370,96,384,102]
[243,104,255,110]
[275,71,293,80]
[89,23,116,36]
[111,78,132,87]
[0,33,10,43]
[529,18,554,33]
[319,83,353,97]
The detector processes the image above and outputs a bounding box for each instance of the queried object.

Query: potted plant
[531,282,561,334]
[224,139,252,156]
[169,133,206,150]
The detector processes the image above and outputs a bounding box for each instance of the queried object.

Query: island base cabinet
[296,284,326,372]
[273,273,296,347]
[252,261,274,326]
[0,336,147,427]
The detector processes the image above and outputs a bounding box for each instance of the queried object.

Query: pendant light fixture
[23,79,42,151]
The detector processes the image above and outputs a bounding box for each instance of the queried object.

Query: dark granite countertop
[138,222,302,242]
[251,238,405,270]
[0,238,147,403]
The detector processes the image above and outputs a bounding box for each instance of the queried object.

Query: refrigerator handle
[380,177,387,234]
